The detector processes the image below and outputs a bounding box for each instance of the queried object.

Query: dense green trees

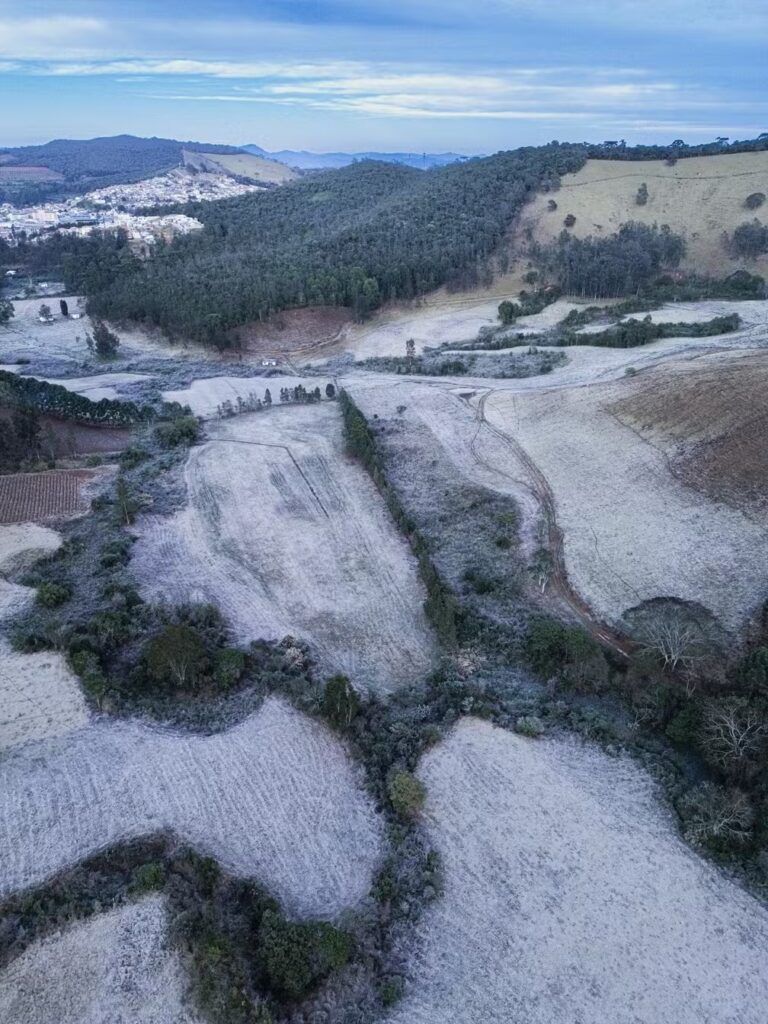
[81,146,588,345]
[538,222,686,298]
[0,369,148,427]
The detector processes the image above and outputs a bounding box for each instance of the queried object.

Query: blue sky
[1,0,766,152]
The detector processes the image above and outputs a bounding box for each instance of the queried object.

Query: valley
[1,134,768,1024]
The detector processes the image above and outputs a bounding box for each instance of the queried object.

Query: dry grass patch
[387,718,768,1024]
[610,350,768,514]
[517,151,768,275]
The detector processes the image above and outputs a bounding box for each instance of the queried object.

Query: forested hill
[85,144,588,345]
[0,135,244,203]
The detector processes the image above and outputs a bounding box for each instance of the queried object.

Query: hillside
[0,135,246,203]
[181,148,296,184]
[83,145,588,344]
[518,151,768,275]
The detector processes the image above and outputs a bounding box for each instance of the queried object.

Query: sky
[1,0,766,153]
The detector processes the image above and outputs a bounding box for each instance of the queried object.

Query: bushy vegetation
[730,220,768,257]
[559,312,740,348]
[498,287,560,324]
[537,222,686,298]
[360,347,565,378]
[340,389,459,645]
[257,911,351,1002]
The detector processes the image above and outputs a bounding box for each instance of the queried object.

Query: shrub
[257,910,351,1001]
[635,182,649,206]
[514,715,545,738]
[525,618,608,691]
[144,624,210,691]
[564,213,576,227]
[744,192,766,210]
[213,648,246,690]
[387,771,426,819]
[736,646,768,696]
[155,415,200,448]
[322,674,360,731]
[676,782,754,854]
[547,199,558,211]
[36,581,71,608]
[731,220,768,257]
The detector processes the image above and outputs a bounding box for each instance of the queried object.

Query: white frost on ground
[163,375,331,419]
[0,696,382,919]
[388,718,768,1024]
[0,640,90,754]
[132,403,435,689]
[484,379,768,630]
[37,371,151,402]
[0,895,201,1024]
[0,523,61,574]
[0,525,90,753]
[0,297,210,365]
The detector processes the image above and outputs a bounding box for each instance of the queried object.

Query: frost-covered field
[163,374,331,418]
[0,297,209,367]
[484,377,768,630]
[0,895,200,1024]
[388,719,768,1024]
[0,525,89,752]
[0,523,61,574]
[0,696,381,918]
[132,403,436,689]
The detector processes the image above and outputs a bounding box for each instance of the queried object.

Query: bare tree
[699,697,768,775]
[678,782,754,850]
[629,602,712,672]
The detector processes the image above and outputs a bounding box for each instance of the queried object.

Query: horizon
[1,1,766,152]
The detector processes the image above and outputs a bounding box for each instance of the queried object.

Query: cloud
[0,16,109,60]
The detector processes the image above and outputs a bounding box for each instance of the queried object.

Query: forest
[79,145,589,345]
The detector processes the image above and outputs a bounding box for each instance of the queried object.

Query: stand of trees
[0,369,150,427]
[80,146,589,346]
[537,222,686,298]
[559,312,741,348]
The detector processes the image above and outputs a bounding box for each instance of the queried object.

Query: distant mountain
[241,144,473,170]
[0,135,250,204]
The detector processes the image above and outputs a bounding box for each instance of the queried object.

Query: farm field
[163,374,332,418]
[0,526,90,753]
[483,371,768,632]
[0,895,200,1024]
[0,467,111,525]
[611,349,768,514]
[0,697,382,919]
[131,403,436,689]
[387,718,768,1024]
[517,151,768,275]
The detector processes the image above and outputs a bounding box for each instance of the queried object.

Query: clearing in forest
[387,719,768,1024]
[131,403,436,690]
[0,697,382,920]
[0,895,200,1024]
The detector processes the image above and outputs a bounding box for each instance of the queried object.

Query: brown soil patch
[38,417,131,457]
[609,352,768,514]
[232,306,354,359]
[0,469,102,525]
